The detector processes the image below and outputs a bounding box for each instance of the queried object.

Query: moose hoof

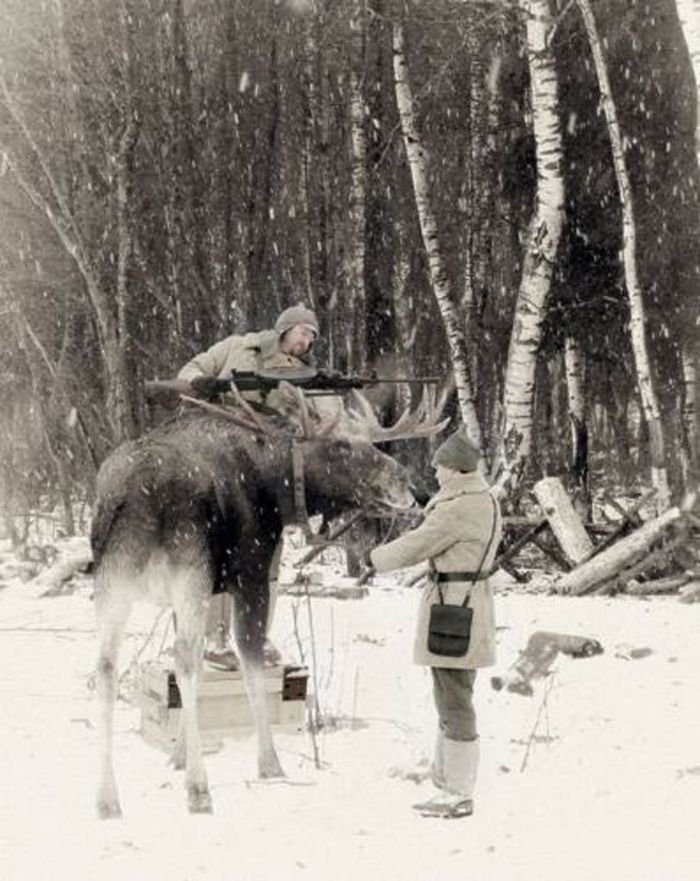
[259,760,285,780]
[97,799,122,820]
[187,786,213,814]
[169,747,186,771]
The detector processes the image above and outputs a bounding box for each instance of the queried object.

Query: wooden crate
[138,662,309,752]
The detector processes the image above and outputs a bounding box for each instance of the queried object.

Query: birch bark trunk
[681,348,697,468]
[577,0,671,511]
[347,58,367,371]
[564,336,590,515]
[676,0,700,168]
[674,0,700,467]
[496,0,564,494]
[392,19,482,450]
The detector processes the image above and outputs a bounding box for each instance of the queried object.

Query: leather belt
[436,571,489,583]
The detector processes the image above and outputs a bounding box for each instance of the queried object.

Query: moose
[92,383,445,817]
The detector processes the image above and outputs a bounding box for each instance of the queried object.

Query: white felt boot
[414,738,479,819]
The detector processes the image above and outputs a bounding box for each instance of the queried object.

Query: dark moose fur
[92,407,414,817]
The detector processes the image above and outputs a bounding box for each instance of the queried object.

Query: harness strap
[291,440,313,539]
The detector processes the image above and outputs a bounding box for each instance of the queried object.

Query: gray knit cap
[431,427,480,473]
[275,304,319,337]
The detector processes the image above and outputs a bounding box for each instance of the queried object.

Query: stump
[533,477,594,566]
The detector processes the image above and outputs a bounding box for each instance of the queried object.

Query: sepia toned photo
[0,1,698,879]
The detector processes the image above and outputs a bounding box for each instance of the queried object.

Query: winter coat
[177,329,311,408]
[370,470,502,669]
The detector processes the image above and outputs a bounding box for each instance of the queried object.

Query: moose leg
[171,584,212,814]
[168,612,187,771]
[232,584,284,779]
[94,585,131,819]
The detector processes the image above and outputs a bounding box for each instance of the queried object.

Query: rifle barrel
[363,376,440,384]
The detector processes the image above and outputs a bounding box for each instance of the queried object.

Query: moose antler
[277,382,343,438]
[342,386,450,443]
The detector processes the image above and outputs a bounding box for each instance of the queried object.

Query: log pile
[495,478,699,599]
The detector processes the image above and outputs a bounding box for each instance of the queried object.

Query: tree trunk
[564,336,590,516]
[115,0,140,438]
[676,0,700,172]
[347,55,367,371]
[676,2,700,473]
[681,345,697,469]
[533,476,594,566]
[577,0,670,511]
[496,0,565,495]
[392,19,482,449]
[0,83,132,443]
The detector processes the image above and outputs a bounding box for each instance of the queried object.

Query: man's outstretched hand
[190,375,225,400]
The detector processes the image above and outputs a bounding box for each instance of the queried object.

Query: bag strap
[435,493,499,607]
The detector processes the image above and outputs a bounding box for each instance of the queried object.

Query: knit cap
[275,304,319,337]
[431,427,480,473]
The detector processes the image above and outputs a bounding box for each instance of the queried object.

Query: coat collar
[241,329,281,359]
[424,470,490,512]
[242,329,315,365]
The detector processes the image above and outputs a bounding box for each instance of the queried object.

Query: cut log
[38,554,94,597]
[554,505,687,596]
[533,477,594,565]
[679,580,700,604]
[592,545,685,596]
[491,630,603,696]
[624,573,693,595]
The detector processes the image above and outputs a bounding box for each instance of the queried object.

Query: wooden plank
[138,667,308,752]
[139,663,285,705]
[533,477,594,565]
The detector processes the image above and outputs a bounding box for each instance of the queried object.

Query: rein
[291,438,313,539]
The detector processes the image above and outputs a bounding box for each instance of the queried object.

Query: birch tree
[564,336,589,515]
[346,2,368,371]
[392,18,482,450]
[496,0,564,494]
[577,0,671,510]
[673,0,700,465]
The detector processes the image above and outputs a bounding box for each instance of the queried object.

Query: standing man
[367,427,502,818]
[178,304,320,670]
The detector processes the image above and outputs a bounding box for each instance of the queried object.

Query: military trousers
[430,667,478,742]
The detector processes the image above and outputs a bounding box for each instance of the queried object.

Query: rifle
[224,367,439,394]
[145,367,439,405]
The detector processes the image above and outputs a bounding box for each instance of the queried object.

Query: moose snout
[384,480,417,510]
[408,480,430,508]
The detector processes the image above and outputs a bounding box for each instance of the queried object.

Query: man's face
[280,324,316,357]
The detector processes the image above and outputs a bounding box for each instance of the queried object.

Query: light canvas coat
[177,329,310,408]
[370,470,502,669]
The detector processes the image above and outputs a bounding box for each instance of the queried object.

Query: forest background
[0,0,698,539]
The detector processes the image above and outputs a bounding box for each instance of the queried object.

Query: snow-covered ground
[1,538,699,881]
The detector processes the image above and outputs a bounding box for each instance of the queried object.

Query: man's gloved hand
[190,375,224,401]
